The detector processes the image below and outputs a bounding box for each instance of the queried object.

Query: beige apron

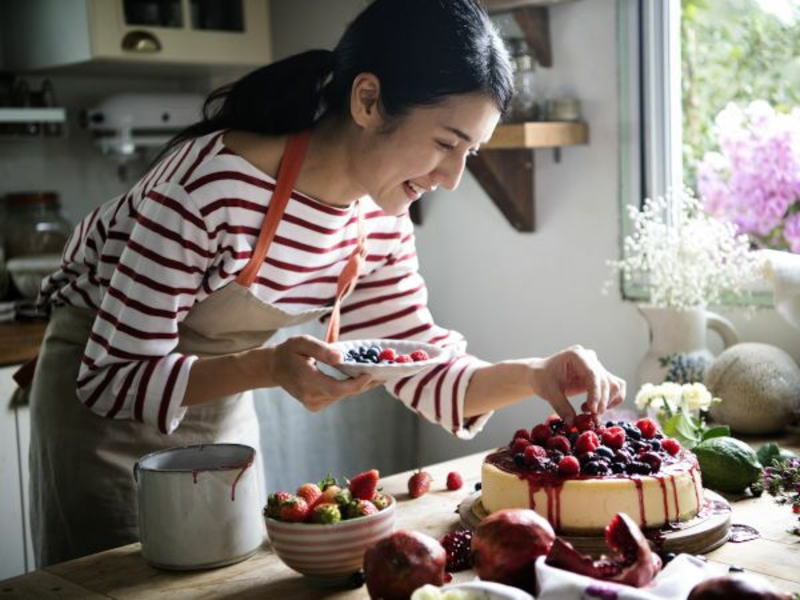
[28,130,366,567]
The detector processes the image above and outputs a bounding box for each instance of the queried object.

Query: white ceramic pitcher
[635,305,739,390]
[134,443,264,570]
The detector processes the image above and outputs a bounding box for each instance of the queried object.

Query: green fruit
[311,503,342,524]
[693,437,762,493]
[756,442,797,468]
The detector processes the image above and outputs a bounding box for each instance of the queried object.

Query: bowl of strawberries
[263,469,395,586]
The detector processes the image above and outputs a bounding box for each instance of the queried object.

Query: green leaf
[701,425,730,440]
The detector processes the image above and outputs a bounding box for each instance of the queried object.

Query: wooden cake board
[458,489,731,557]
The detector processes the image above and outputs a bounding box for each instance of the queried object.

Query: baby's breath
[609,188,764,309]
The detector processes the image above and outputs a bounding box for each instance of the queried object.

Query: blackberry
[568,432,579,445]
[640,452,662,472]
[440,530,473,572]
[578,452,595,464]
[626,461,652,475]
[613,450,632,464]
[513,453,525,468]
[581,461,604,476]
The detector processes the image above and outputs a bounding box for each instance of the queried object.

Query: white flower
[607,188,765,309]
[634,382,683,413]
[681,382,719,412]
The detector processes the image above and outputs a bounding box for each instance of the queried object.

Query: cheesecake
[479,416,704,534]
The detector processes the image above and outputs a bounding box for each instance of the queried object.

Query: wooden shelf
[466,121,589,232]
[0,321,46,367]
[484,121,588,149]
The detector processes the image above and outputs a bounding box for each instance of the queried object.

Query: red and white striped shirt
[41,131,491,438]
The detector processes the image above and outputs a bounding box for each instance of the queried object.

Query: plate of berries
[321,339,452,381]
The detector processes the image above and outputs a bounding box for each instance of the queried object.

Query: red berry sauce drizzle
[189,447,256,501]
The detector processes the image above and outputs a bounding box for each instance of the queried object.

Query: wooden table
[2,436,799,599]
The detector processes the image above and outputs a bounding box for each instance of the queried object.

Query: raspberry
[531,424,552,445]
[379,348,397,362]
[574,431,600,455]
[793,505,800,514]
[661,438,681,456]
[640,452,662,473]
[446,472,463,490]
[636,418,658,440]
[574,413,595,432]
[440,530,473,572]
[558,456,581,476]
[546,434,571,455]
[602,426,627,449]
[512,428,531,442]
[395,354,413,364]
[511,437,531,455]
[410,349,430,361]
[523,444,547,466]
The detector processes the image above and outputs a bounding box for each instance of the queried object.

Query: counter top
[2,439,800,599]
[0,321,46,367]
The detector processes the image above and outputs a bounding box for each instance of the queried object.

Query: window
[617,0,800,302]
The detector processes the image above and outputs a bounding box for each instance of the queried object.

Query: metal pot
[134,443,263,570]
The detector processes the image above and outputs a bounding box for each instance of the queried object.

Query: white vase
[635,305,739,390]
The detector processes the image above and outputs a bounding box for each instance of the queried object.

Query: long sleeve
[75,181,212,434]
[336,216,492,439]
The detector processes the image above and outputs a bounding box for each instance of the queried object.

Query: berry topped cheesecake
[480,414,703,534]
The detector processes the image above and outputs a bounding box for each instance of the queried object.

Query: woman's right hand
[268,335,377,412]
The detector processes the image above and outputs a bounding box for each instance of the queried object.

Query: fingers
[288,334,343,365]
[547,390,577,427]
[561,347,626,420]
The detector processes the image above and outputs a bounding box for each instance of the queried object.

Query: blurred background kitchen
[1,0,798,581]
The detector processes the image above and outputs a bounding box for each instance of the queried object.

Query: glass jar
[2,192,72,259]
[505,38,540,123]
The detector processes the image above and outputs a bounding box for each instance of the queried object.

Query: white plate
[318,339,452,381]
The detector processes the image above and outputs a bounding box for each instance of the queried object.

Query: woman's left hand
[530,345,626,425]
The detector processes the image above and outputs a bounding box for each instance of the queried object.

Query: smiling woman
[24,0,625,572]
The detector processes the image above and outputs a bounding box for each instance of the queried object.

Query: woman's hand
[268,335,377,412]
[530,345,626,425]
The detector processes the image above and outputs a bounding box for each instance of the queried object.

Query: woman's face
[353,93,502,216]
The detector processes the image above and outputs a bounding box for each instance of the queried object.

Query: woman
[27,0,625,567]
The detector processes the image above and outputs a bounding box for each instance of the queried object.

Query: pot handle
[133,461,140,485]
[706,311,739,349]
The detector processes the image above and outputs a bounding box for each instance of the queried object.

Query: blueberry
[605,421,615,428]
[568,432,579,445]
[611,462,625,474]
[549,419,564,432]
[365,349,379,360]
[368,355,380,363]
[474,482,482,491]
[649,439,662,451]
[578,452,595,464]
[581,461,603,476]
[385,360,395,365]
[595,446,614,460]
[548,450,564,463]
[513,453,525,468]
[624,426,642,441]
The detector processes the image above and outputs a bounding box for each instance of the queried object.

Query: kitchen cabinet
[0,367,33,580]
[1,0,271,76]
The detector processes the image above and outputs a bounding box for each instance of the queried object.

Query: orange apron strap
[235,130,312,288]
[325,202,367,343]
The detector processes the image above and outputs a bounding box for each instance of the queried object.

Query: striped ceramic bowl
[265,496,396,584]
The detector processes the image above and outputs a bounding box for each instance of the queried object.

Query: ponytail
[153,49,335,163]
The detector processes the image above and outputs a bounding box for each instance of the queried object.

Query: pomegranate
[545,513,661,588]
[363,530,446,600]
[688,575,792,599]
[471,508,555,593]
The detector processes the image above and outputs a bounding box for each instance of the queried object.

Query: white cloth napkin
[535,554,716,600]
[760,249,800,330]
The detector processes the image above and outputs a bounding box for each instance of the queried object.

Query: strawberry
[510,437,531,455]
[296,482,322,507]
[345,499,379,518]
[574,413,595,432]
[379,347,397,362]
[408,470,432,498]
[410,349,430,361]
[602,426,626,449]
[372,493,392,510]
[395,354,413,364]
[557,456,580,476]
[546,434,571,455]
[661,438,681,456]
[310,502,342,524]
[574,431,600,455]
[319,484,342,504]
[531,423,553,445]
[446,471,463,490]
[349,469,380,501]
[636,418,658,440]
[264,491,292,519]
[279,496,309,522]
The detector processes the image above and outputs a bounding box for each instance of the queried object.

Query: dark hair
[156,0,513,160]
